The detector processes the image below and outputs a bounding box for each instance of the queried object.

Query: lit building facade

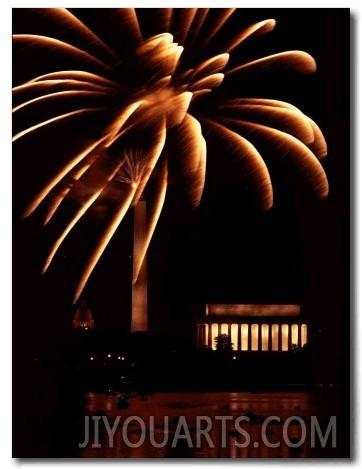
[196,304,307,352]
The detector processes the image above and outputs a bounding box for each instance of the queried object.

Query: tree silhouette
[214,334,233,351]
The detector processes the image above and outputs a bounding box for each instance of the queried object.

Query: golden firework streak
[132,118,167,207]
[226,51,317,76]
[198,8,236,49]
[188,53,229,81]
[21,136,107,218]
[104,101,144,147]
[12,90,107,113]
[183,8,209,47]
[42,160,126,273]
[189,73,224,91]
[132,160,168,284]
[13,79,110,95]
[21,101,141,219]
[306,118,328,158]
[175,8,198,45]
[219,117,328,198]
[173,113,206,208]
[202,118,273,210]
[159,8,173,33]
[54,8,119,61]
[219,98,327,158]
[115,8,143,45]
[224,19,276,53]
[12,9,329,309]
[28,71,118,88]
[13,34,108,69]
[44,163,92,225]
[12,108,100,142]
[219,103,315,145]
[73,185,137,303]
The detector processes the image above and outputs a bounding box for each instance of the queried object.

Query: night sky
[13,9,349,382]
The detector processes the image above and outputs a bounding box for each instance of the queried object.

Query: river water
[78,390,344,458]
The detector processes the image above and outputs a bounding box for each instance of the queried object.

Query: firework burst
[12,8,328,303]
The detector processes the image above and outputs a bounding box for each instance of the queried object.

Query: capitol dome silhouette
[73,300,94,330]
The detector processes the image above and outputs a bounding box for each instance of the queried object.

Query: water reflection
[79,391,341,458]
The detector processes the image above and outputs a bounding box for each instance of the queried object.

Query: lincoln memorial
[196,304,307,352]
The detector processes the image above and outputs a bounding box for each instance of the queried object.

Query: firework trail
[12,8,328,303]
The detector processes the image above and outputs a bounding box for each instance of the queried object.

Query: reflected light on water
[80,391,340,458]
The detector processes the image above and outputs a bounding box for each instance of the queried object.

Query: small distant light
[90,357,94,361]
[233,355,236,360]
[107,354,111,358]
[117,356,121,360]
[85,327,88,330]
[121,356,125,361]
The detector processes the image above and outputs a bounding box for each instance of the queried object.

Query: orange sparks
[13,9,328,301]
[22,137,108,218]
[73,186,137,303]
[12,108,100,142]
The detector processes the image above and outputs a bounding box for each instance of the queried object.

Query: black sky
[13,9,349,378]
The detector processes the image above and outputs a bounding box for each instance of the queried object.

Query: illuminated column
[241,324,248,351]
[272,324,279,351]
[281,324,289,351]
[291,324,299,347]
[231,324,238,351]
[208,324,213,348]
[131,200,148,332]
[251,324,259,351]
[218,323,222,336]
[261,324,269,351]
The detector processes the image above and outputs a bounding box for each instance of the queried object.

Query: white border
[2,2,359,469]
